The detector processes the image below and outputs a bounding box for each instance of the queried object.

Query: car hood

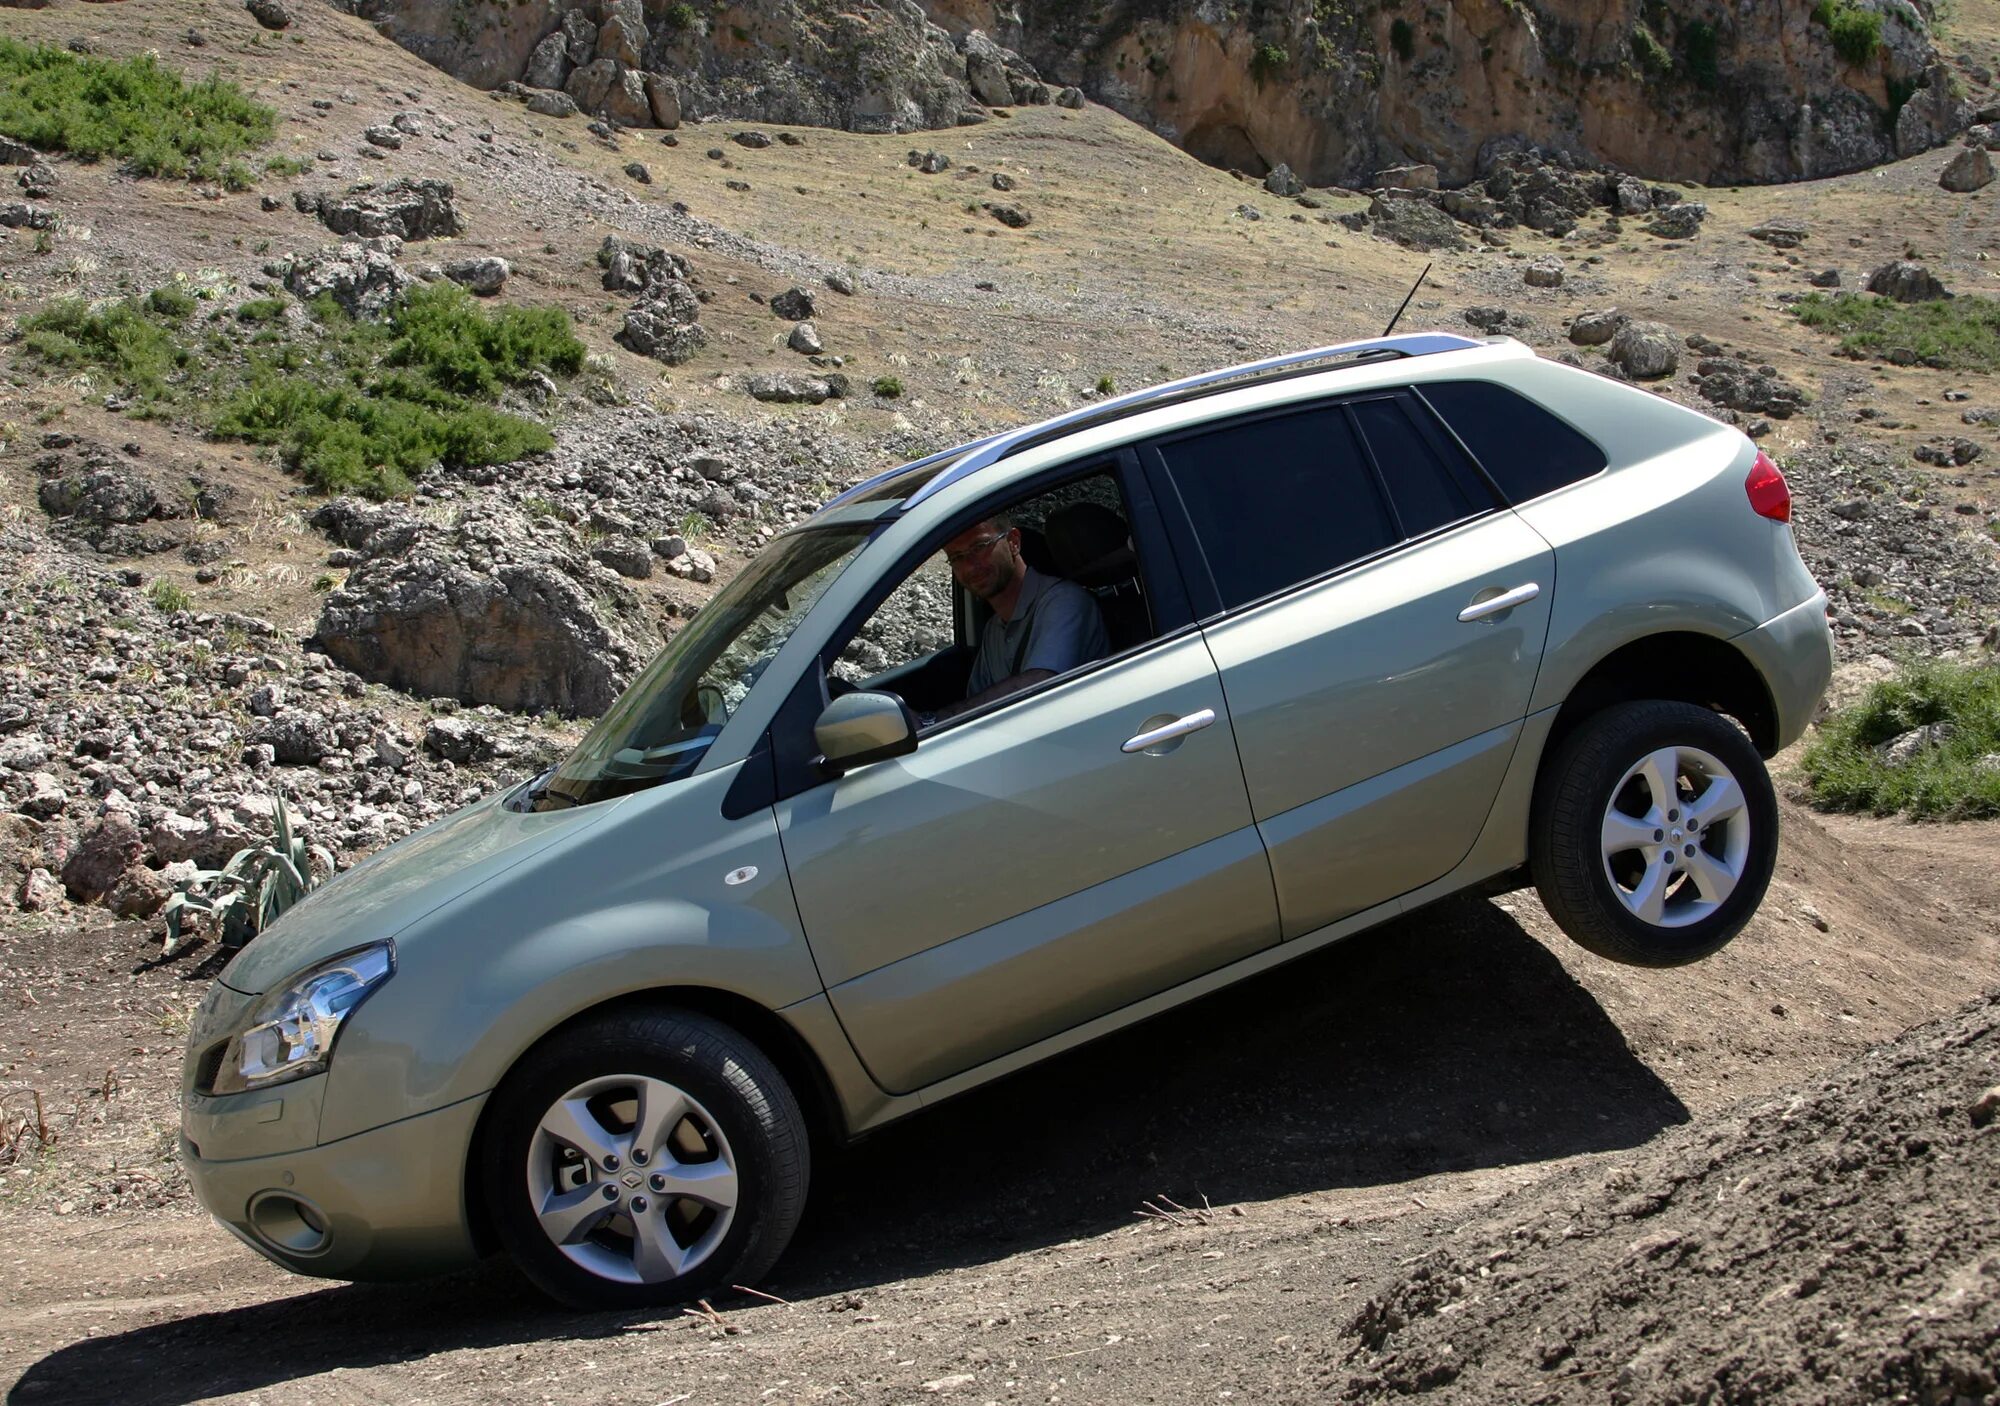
[217,785,617,995]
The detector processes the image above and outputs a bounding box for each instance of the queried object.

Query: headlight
[206,942,395,1096]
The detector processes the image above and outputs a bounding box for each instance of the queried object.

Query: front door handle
[1458,582,1541,622]
[1122,708,1216,754]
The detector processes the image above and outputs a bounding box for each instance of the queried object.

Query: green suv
[179,333,1834,1306]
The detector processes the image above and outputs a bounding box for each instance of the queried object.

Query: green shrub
[261,154,312,177]
[663,2,700,32]
[1251,43,1290,85]
[383,281,585,398]
[1681,19,1719,88]
[1812,1,1884,64]
[20,296,189,400]
[1802,657,2000,819]
[146,577,192,613]
[872,374,904,398]
[0,40,276,181]
[1095,374,1116,395]
[146,285,198,318]
[235,297,287,323]
[1794,292,2000,371]
[1389,18,1415,61]
[1631,23,1673,76]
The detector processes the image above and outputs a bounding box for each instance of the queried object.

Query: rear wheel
[1531,700,1778,967]
[484,1008,809,1309]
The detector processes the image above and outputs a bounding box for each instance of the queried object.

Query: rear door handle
[1122,708,1216,753]
[1458,582,1540,622]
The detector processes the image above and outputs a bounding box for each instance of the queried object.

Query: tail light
[1745,450,1791,523]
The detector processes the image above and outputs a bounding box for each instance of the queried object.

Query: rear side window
[1157,407,1397,609]
[1347,395,1480,538]
[1417,380,1608,504]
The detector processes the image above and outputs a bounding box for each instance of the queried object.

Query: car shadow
[9,896,1686,1406]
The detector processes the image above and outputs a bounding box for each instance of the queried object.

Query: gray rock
[788,321,824,355]
[18,163,56,199]
[18,867,60,913]
[1694,357,1809,419]
[1056,86,1085,109]
[990,172,1015,192]
[733,130,773,149]
[985,201,1031,228]
[1940,145,1995,192]
[526,31,572,90]
[0,201,55,231]
[300,178,463,242]
[423,716,498,764]
[770,286,817,320]
[1644,201,1707,239]
[619,294,706,364]
[644,74,681,129]
[1809,268,1841,288]
[60,812,143,904]
[1366,193,1464,251]
[591,535,654,579]
[524,87,579,119]
[1264,163,1304,198]
[624,161,653,184]
[443,256,508,295]
[1568,308,1628,346]
[1747,220,1809,249]
[1865,260,1951,303]
[19,772,67,821]
[283,241,413,318]
[244,0,291,30]
[108,865,170,921]
[911,149,951,174]
[746,373,831,404]
[363,124,403,150]
[1611,175,1652,215]
[250,708,336,765]
[1374,164,1440,192]
[1607,320,1680,379]
[1523,255,1564,288]
[825,271,856,295]
[1876,722,1954,767]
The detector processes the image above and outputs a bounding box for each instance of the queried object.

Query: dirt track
[3,801,1995,1405]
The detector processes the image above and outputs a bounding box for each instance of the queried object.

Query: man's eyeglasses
[944,530,1011,566]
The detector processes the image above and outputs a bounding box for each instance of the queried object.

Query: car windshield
[536,526,873,809]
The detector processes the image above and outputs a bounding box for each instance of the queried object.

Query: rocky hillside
[346,0,1976,185]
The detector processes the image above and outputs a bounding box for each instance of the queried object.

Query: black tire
[1530,700,1778,967]
[483,1008,809,1310]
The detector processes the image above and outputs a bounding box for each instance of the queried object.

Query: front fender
[316,763,821,1144]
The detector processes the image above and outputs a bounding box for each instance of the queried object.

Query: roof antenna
[1380,262,1432,338]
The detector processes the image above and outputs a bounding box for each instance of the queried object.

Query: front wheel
[1530,700,1778,967]
[483,1008,809,1309]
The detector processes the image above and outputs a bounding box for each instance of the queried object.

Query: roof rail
[901,332,1487,510]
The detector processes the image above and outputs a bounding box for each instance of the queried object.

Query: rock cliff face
[337,0,1963,184]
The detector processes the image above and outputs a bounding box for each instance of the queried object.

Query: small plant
[311,572,337,592]
[1802,657,2000,819]
[162,795,335,955]
[1095,374,1116,395]
[262,154,312,177]
[146,577,192,613]
[1251,43,1290,86]
[146,284,197,318]
[872,374,904,398]
[1811,0,1884,64]
[235,296,287,322]
[219,159,255,192]
[1681,19,1719,88]
[0,40,277,181]
[1794,292,2000,371]
[678,511,713,541]
[522,494,558,519]
[1630,23,1673,76]
[663,2,700,32]
[1389,17,1415,60]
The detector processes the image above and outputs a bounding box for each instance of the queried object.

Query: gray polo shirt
[965,566,1110,696]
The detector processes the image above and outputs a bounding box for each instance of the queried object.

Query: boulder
[524,88,579,119]
[283,241,413,318]
[963,31,1016,108]
[619,295,707,364]
[1865,260,1951,303]
[1611,175,1652,215]
[363,124,403,150]
[300,178,463,242]
[250,708,336,766]
[1523,256,1564,288]
[985,201,1032,228]
[770,286,818,320]
[591,536,654,579]
[312,504,645,717]
[746,373,831,404]
[597,13,647,67]
[0,201,55,231]
[1374,164,1439,192]
[1264,163,1304,197]
[1747,219,1809,249]
[60,812,143,904]
[1056,86,1085,109]
[644,72,681,129]
[422,717,497,764]
[1644,201,1707,239]
[1939,145,1995,192]
[788,321,824,354]
[244,0,291,31]
[19,772,67,821]
[18,868,60,913]
[443,256,508,295]
[525,31,571,90]
[1366,193,1464,251]
[1567,308,1628,346]
[1606,320,1680,379]
[108,866,171,920]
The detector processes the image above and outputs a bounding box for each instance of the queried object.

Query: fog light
[246,1190,332,1258]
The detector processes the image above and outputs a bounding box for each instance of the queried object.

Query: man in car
[927,514,1108,723]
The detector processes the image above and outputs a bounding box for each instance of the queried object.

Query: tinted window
[1417,380,1608,503]
[1347,396,1479,538]
[1159,407,1397,609]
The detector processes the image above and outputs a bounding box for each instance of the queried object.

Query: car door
[1146,392,1555,939]
[772,471,1281,1095]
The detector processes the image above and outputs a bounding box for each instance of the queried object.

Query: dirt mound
[1321,992,2000,1405]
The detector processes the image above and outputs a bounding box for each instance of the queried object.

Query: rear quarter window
[1417,380,1608,504]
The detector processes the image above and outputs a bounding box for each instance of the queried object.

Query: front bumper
[1733,589,1836,753]
[181,1092,488,1282]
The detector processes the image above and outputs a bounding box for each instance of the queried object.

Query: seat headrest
[1045,502,1135,584]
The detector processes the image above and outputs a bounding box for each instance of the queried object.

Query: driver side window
[832,553,954,688]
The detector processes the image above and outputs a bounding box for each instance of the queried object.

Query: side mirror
[815,691,919,775]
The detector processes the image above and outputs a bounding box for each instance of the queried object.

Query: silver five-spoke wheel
[528,1074,740,1285]
[1599,744,1750,928]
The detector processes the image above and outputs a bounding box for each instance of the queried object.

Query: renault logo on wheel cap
[621,1170,642,1189]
